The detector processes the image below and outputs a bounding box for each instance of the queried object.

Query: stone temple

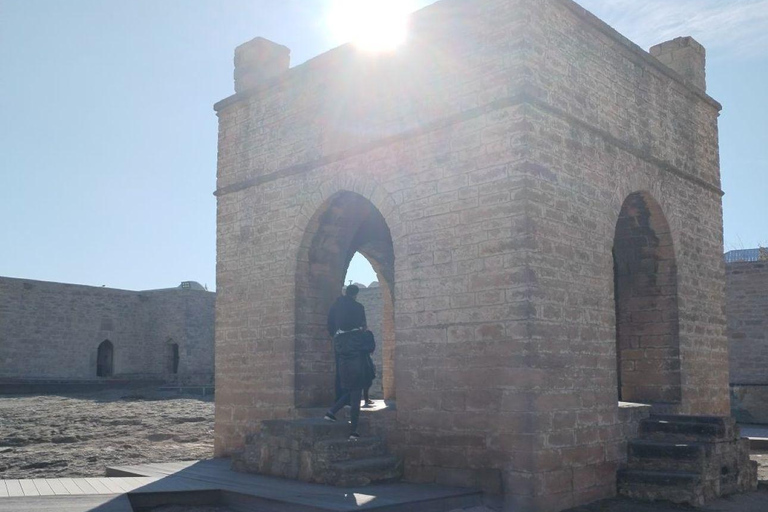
[212,0,755,510]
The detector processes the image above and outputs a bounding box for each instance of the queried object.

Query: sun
[327,0,414,52]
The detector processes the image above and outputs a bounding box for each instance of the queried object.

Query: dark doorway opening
[613,192,681,404]
[97,340,114,378]
[168,341,180,375]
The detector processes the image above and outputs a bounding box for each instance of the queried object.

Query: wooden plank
[46,479,70,495]
[84,478,115,495]
[0,481,8,498]
[4,481,23,498]
[0,494,135,511]
[57,478,83,495]
[107,478,135,493]
[71,479,99,495]
[31,479,55,496]
[94,478,126,494]
[19,480,38,497]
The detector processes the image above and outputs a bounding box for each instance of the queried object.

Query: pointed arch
[294,190,396,407]
[613,191,681,404]
[167,338,180,375]
[96,340,114,378]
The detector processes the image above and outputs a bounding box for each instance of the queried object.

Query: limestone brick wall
[727,261,768,423]
[0,277,215,384]
[504,2,726,508]
[214,0,532,464]
[525,0,727,419]
[214,0,726,510]
[727,261,768,384]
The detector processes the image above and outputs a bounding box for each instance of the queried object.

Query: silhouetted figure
[324,285,371,439]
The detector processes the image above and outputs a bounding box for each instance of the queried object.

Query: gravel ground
[0,387,214,479]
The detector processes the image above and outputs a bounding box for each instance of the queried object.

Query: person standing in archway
[324,285,370,439]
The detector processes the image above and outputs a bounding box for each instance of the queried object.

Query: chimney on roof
[650,36,707,92]
[234,37,290,93]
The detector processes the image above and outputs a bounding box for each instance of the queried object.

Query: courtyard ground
[1,390,767,511]
[0,387,214,479]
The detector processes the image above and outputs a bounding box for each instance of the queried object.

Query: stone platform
[233,416,403,487]
[618,415,758,506]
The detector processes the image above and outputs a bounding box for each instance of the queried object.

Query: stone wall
[0,277,215,385]
[213,0,726,510]
[727,260,768,423]
[355,285,383,399]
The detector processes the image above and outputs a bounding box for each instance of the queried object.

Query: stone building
[213,0,735,510]
[0,277,215,385]
[726,249,768,423]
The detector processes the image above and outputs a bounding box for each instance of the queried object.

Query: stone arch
[167,338,180,375]
[294,190,396,408]
[96,339,114,378]
[613,191,681,404]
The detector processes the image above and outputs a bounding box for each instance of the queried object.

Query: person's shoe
[365,399,375,406]
[361,401,373,409]
[324,412,337,422]
[349,431,361,440]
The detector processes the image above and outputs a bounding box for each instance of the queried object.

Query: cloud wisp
[579,0,768,59]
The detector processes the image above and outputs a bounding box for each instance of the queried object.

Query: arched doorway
[344,252,395,401]
[613,192,681,404]
[167,339,180,375]
[295,191,395,408]
[96,340,114,378]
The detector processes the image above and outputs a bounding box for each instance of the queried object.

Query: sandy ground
[0,388,214,479]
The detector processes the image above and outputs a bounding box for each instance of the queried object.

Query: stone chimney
[233,37,290,93]
[650,36,707,92]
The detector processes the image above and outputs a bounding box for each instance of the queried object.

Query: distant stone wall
[0,277,215,385]
[727,261,768,384]
[727,261,768,422]
[355,286,383,399]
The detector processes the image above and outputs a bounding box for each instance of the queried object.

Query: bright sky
[1,0,766,291]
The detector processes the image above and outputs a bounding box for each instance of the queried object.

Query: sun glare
[328,0,414,52]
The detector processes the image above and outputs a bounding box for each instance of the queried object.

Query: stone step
[324,455,404,487]
[627,439,706,473]
[639,416,735,442]
[314,436,387,462]
[617,469,705,507]
[260,418,352,444]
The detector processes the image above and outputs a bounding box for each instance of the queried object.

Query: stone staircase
[618,415,758,506]
[232,417,403,487]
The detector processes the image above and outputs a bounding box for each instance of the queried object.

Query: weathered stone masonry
[727,259,768,422]
[0,277,215,385]
[213,0,728,510]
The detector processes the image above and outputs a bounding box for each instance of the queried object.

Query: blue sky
[1,0,765,291]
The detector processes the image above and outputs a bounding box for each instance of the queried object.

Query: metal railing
[724,248,767,263]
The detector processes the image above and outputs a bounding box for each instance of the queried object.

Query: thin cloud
[580,0,768,58]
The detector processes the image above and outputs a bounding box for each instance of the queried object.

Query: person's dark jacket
[327,295,366,337]
[334,330,375,390]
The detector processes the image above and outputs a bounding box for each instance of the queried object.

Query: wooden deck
[0,476,161,497]
[0,459,483,511]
